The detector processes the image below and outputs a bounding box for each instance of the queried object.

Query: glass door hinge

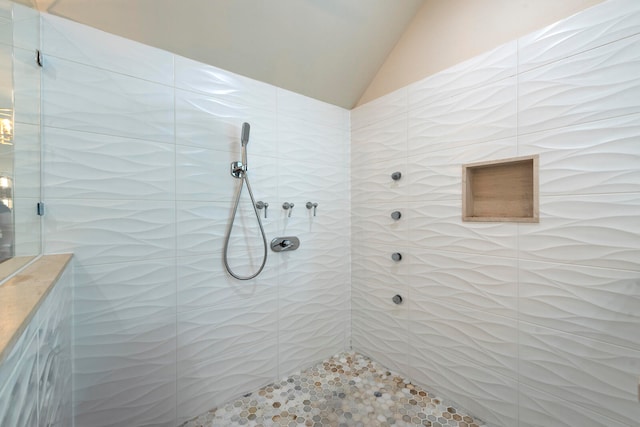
[37,202,45,216]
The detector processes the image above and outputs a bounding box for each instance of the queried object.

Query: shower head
[241,122,250,146]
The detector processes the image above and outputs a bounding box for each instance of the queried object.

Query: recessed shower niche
[462,155,539,223]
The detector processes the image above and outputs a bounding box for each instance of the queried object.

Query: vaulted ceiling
[14,0,425,108]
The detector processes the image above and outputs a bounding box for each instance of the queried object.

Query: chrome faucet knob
[305,202,319,216]
[283,202,295,217]
[256,201,269,218]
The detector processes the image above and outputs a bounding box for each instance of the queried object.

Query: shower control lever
[283,202,295,217]
[270,236,300,252]
[306,202,318,216]
[256,201,269,218]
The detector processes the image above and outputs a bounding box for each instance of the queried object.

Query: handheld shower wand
[223,122,268,280]
[241,122,250,146]
[241,122,250,171]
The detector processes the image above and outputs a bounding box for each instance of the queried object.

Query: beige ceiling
[14,0,425,109]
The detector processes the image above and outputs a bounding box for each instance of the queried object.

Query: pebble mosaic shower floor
[180,352,485,427]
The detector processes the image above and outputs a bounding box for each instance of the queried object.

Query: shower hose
[222,169,268,280]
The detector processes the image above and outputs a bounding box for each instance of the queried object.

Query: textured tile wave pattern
[180,352,484,427]
[40,8,351,427]
[350,1,640,426]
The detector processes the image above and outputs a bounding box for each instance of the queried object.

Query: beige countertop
[0,254,73,363]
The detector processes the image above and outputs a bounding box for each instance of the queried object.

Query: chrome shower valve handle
[256,201,269,218]
[305,201,318,216]
[283,202,295,217]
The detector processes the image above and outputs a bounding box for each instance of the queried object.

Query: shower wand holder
[230,161,246,178]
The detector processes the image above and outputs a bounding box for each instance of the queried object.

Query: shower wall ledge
[0,253,73,363]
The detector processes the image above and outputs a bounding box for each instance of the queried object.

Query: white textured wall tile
[409,41,517,108]
[175,88,277,156]
[407,138,516,201]
[176,200,277,260]
[406,200,518,258]
[177,341,277,425]
[351,243,409,376]
[351,112,407,166]
[44,127,175,200]
[277,160,348,206]
[177,297,278,422]
[279,280,347,374]
[519,34,640,135]
[59,266,74,427]
[351,282,409,377]
[351,87,407,131]
[520,259,640,351]
[351,157,408,204]
[277,88,350,130]
[351,202,408,248]
[175,55,277,111]
[518,322,640,426]
[349,4,640,427]
[176,146,277,202]
[43,56,174,143]
[519,383,628,427]
[13,122,41,199]
[409,348,518,427]
[74,320,176,427]
[74,260,176,320]
[519,194,640,271]
[0,16,10,47]
[44,199,175,265]
[42,14,174,85]
[0,268,72,427]
[0,321,39,427]
[11,3,38,51]
[73,261,176,427]
[38,267,73,427]
[13,47,40,125]
[176,145,235,201]
[278,238,349,285]
[33,11,352,427]
[13,197,41,256]
[410,296,517,380]
[277,230,349,376]
[277,116,348,167]
[177,293,277,369]
[519,113,640,195]
[177,252,278,313]
[408,77,516,153]
[409,248,517,318]
[351,243,410,286]
[519,0,640,73]
[280,199,349,236]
